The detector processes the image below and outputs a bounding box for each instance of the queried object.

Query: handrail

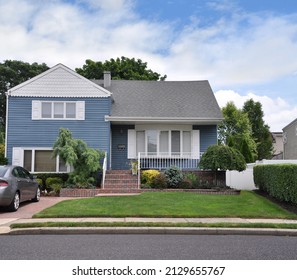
[137,152,203,170]
[137,152,141,189]
[102,151,107,189]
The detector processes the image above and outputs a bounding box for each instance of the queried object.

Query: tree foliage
[199,144,246,172]
[0,60,49,127]
[0,144,8,164]
[242,99,273,160]
[218,102,257,163]
[53,128,103,186]
[76,56,167,81]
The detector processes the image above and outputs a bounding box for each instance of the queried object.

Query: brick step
[103,170,139,190]
[103,186,138,190]
[105,174,138,179]
[97,189,141,194]
[106,170,132,174]
[104,178,138,184]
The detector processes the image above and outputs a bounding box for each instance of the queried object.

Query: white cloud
[0,0,297,131]
[164,13,297,85]
[1,0,297,84]
[215,90,297,132]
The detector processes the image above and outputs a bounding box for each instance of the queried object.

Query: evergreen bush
[164,166,184,188]
[254,164,297,204]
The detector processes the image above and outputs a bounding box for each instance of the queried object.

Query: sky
[1,0,297,131]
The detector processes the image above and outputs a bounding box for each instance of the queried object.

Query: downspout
[4,91,9,158]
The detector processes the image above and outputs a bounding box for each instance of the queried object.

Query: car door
[19,167,37,199]
[11,167,29,202]
[14,167,33,202]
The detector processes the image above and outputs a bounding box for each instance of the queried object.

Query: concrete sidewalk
[1,217,297,236]
[1,197,297,236]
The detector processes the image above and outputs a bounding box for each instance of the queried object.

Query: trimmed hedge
[34,173,69,190]
[254,164,297,204]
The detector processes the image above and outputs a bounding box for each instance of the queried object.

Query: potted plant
[130,160,139,175]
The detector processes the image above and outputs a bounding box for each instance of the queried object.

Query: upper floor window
[32,100,85,120]
[41,101,76,119]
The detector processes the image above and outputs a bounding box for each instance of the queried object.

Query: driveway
[0,197,76,219]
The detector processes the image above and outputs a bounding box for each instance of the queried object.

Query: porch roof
[93,80,223,122]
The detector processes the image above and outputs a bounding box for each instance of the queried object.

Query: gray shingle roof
[93,80,222,121]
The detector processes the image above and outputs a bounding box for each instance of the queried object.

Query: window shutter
[191,130,200,159]
[12,147,23,166]
[32,101,41,119]
[76,101,85,120]
[127,129,136,159]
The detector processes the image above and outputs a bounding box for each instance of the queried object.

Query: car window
[0,166,8,177]
[16,167,30,179]
[20,167,32,179]
[12,168,20,178]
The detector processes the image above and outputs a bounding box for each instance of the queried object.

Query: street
[0,234,296,259]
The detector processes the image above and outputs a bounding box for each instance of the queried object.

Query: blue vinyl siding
[193,125,218,153]
[111,125,135,170]
[6,96,111,164]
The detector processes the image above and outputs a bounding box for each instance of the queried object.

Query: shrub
[34,173,69,189]
[35,178,43,188]
[254,164,297,204]
[164,166,184,188]
[141,170,160,186]
[45,177,63,188]
[151,173,168,189]
[53,128,103,186]
[184,173,199,188]
[51,184,62,196]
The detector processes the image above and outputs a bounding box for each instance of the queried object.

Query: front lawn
[34,191,297,219]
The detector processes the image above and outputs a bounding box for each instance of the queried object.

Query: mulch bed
[254,190,297,215]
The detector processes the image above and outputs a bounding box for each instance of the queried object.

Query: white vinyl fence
[226,160,297,190]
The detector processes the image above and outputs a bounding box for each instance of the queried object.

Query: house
[283,118,297,159]
[5,63,223,174]
[271,132,283,159]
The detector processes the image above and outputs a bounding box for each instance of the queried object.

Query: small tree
[0,144,8,164]
[53,128,103,186]
[199,145,246,185]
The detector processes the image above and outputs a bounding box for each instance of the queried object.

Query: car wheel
[32,187,41,202]
[8,192,20,212]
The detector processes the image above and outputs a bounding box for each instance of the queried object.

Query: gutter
[4,92,8,158]
[105,116,223,125]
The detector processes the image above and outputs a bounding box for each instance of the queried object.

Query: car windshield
[0,166,8,177]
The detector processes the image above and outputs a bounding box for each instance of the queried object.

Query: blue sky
[0,0,297,131]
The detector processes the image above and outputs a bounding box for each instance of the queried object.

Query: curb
[5,227,297,236]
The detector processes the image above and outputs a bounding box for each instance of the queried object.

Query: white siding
[127,129,136,159]
[192,130,200,159]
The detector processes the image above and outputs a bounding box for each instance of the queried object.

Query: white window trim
[12,147,71,173]
[128,127,200,159]
[143,130,193,157]
[32,100,85,120]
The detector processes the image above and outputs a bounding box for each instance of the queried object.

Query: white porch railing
[137,152,203,170]
[101,151,107,189]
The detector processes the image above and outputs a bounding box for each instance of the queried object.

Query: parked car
[0,165,40,211]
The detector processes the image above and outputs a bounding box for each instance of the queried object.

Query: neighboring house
[5,63,223,173]
[271,132,283,159]
[283,118,297,159]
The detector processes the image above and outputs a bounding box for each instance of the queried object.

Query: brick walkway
[0,197,77,219]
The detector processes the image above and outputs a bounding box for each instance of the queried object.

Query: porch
[136,152,203,170]
[102,152,203,190]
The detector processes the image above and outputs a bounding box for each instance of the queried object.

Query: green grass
[10,222,297,229]
[34,191,297,219]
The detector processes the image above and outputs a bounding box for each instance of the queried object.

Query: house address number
[117,144,126,150]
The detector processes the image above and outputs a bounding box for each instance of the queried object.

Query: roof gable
[8,64,111,98]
